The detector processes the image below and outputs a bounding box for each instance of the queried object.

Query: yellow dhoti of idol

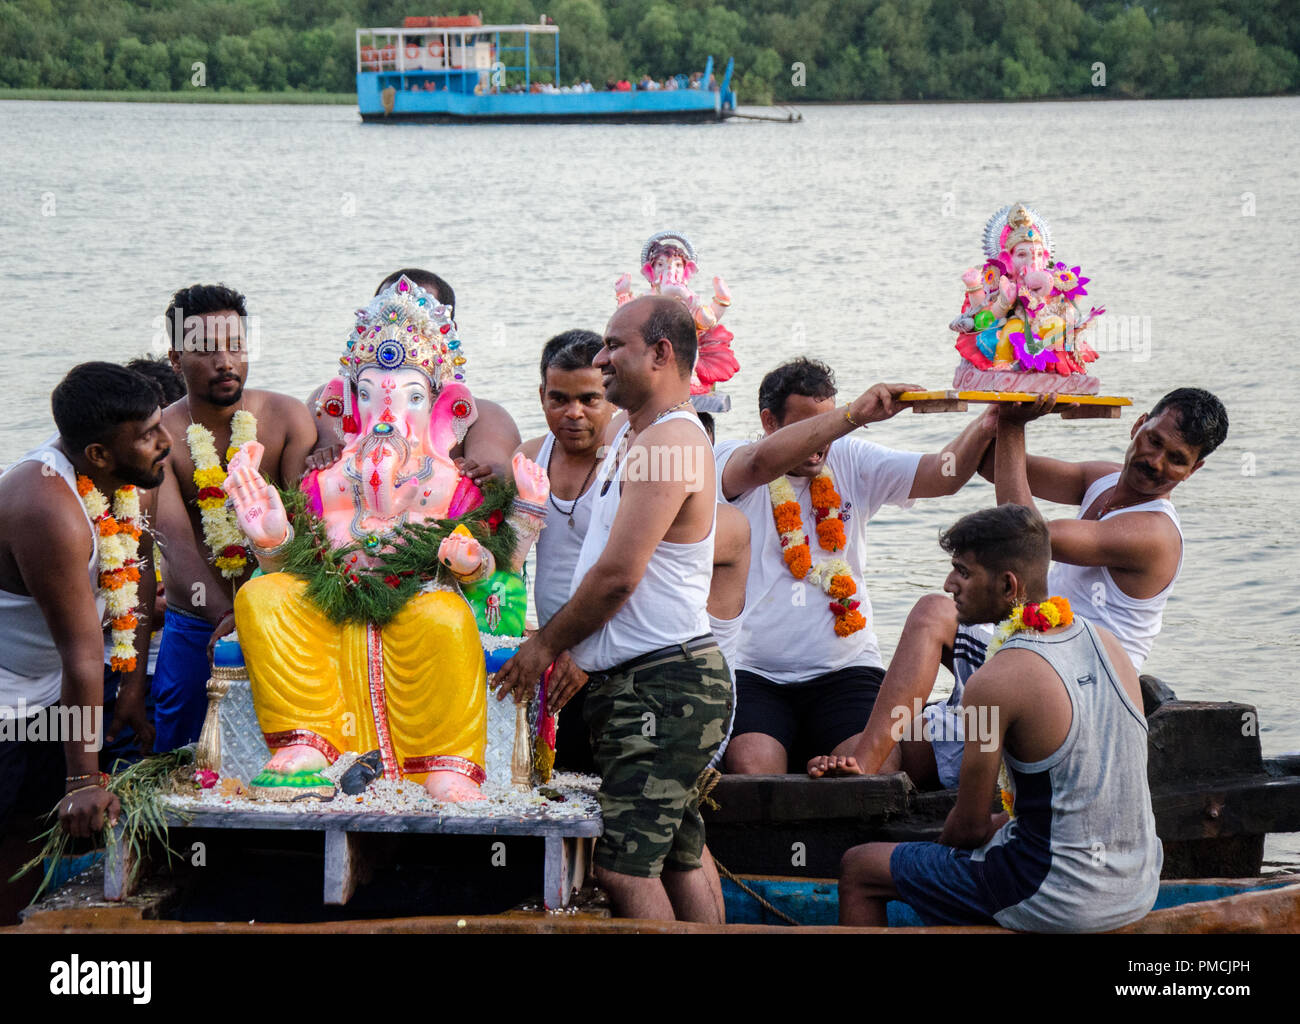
[234,574,487,784]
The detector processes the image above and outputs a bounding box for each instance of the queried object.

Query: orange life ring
[428,41,444,59]
[405,43,419,60]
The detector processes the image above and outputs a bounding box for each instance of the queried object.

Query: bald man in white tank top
[495,297,730,923]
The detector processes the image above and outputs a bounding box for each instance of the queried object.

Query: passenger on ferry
[809,387,1228,790]
[713,358,995,775]
[838,504,1163,931]
[495,296,729,922]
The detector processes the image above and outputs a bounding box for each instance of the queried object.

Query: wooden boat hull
[12,876,1299,934]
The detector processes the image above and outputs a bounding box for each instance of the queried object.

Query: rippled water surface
[3,96,1298,861]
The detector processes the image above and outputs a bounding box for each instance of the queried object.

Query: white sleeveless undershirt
[0,439,103,715]
[568,413,716,672]
[1046,471,1183,671]
[533,432,598,627]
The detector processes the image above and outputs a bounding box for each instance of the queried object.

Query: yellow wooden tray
[899,390,1132,418]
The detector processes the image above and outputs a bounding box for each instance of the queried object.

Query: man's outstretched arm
[456,398,523,484]
[719,382,919,501]
[908,408,998,499]
[979,398,1119,506]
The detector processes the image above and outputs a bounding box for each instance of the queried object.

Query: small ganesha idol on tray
[950,203,1107,396]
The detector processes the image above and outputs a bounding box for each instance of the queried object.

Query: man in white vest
[810,387,1228,789]
[495,296,728,922]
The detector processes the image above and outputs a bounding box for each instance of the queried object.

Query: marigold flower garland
[769,467,864,637]
[985,596,1074,816]
[77,476,144,672]
[188,410,257,579]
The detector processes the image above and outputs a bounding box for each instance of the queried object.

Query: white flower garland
[187,410,257,579]
[77,476,143,671]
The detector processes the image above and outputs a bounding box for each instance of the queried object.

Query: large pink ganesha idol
[225,276,548,803]
[949,203,1106,395]
[615,230,738,407]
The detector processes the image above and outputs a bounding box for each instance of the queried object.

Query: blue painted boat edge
[720,877,1300,928]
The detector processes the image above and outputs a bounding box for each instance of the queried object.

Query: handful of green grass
[10,748,195,903]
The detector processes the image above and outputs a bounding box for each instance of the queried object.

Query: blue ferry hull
[357,74,733,123]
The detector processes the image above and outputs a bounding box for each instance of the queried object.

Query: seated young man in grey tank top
[809,388,1229,790]
[839,504,1163,932]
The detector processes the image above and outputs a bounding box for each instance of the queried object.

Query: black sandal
[339,750,385,795]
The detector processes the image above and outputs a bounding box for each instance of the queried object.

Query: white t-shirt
[715,436,921,683]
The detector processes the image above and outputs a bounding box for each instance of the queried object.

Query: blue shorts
[151,608,214,752]
[890,841,1001,927]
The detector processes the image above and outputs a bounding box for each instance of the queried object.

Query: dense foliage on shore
[2,0,1295,103]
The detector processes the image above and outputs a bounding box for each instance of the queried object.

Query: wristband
[251,523,295,558]
[844,404,864,428]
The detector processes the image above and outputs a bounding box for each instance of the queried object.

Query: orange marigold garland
[769,467,864,637]
[985,595,1075,817]
[77,476,144,672]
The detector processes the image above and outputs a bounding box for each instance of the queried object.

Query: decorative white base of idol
[217,676,272,785]
[953,359,1101,395]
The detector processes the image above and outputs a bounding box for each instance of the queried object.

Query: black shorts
[732,665,885,765]
[553,683,595,775]
[0,725,65,839]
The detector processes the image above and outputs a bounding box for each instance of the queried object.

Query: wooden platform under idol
[105,804,601,911]
[900,390,1133,418]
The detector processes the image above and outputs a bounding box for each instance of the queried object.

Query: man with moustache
[495,296,729,922]
[0,363,170,920]
[513,329,613,773]
[809,388,1229,790]
[152,284,317,752]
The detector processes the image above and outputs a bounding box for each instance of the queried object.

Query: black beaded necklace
[546,440,598,529]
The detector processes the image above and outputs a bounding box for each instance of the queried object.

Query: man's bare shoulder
[716,502,750,554]
[517,435,545,460]
[636,415,712,447]
[470,397,519,430]
[0,464,90,540]
[964,648,1047,705]
[1092,622,1140,688]
[248,388,310,416]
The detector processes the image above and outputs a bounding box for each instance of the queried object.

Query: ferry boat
[356,15,737,123]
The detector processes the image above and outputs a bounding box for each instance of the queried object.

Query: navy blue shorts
[732,665,884,765]
[889,841,1001,927]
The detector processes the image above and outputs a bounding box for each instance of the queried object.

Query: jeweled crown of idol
[983,203,1053,263]
[641,228,699,280]
[338,274,468,420]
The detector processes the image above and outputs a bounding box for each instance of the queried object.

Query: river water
[2,96,1298,862]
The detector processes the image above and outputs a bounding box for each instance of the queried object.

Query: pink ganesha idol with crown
[950,203,1107,395]
[615,230,738,410]
[224,275,549,805]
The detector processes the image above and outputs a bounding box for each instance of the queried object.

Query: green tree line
[1,0,1295,101]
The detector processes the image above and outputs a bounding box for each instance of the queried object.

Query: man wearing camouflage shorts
[495,296,729,921]
[583,640,731,880]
